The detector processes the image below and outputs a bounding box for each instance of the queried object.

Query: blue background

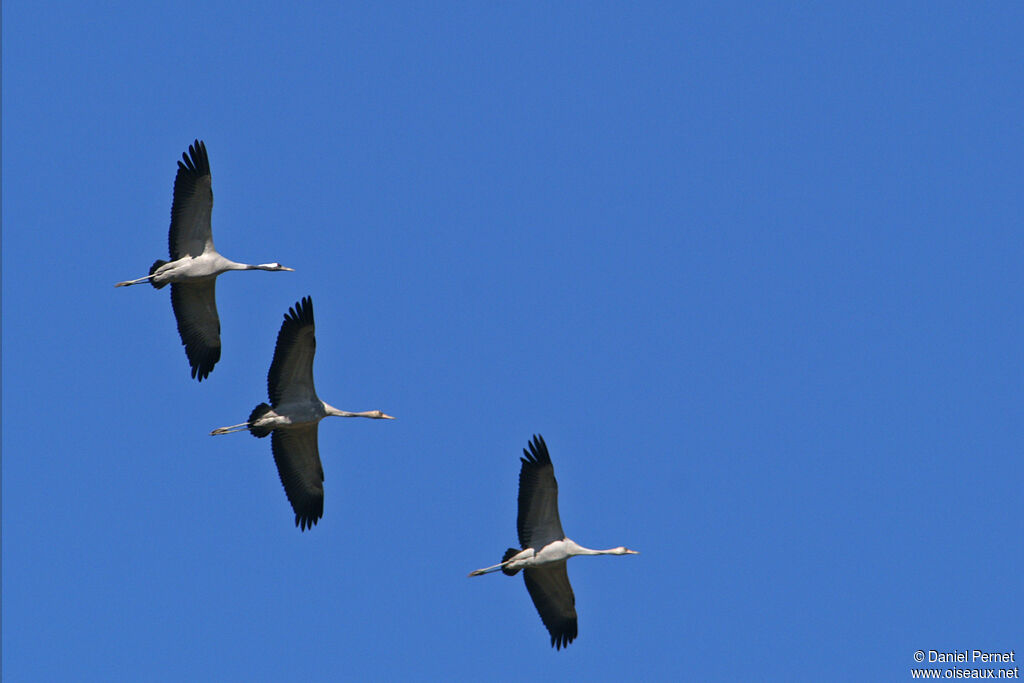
[3,2,1022,680]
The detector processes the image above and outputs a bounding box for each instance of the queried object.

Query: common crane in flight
[469,435,637,649]
[115,140,293,380]
[211,296,394,530]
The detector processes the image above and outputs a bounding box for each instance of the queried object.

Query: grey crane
[211,296,393,530]
[469,435,637,649]
[116,140,293,380]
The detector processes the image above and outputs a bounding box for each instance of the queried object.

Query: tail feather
[501,547,521,576]
[149,260,169,289]
[248,403,273,438]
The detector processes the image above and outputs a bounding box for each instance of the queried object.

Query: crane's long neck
[220,258,283,272]
[573,546,618,556]
[326,408,379,418]
[322,403,394,419]
[564,539,629,557]
[225,261,261,271]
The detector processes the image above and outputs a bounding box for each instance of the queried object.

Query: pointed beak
[281,266,295,272]
[626,550,639,555]
[380,413,396,420]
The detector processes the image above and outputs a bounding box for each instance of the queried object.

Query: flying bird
[469,434,638,650]
[115,139,294,381]
[211,296,394,530]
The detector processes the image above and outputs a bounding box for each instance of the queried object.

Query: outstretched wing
[523,562,578,650]
[267,296,317,407]
[168,139,214,259]
[517,434,564,549]
[170,281,220,381]
[271,425,325,531]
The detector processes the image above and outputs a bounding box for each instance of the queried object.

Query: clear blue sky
[3,2,1022,680]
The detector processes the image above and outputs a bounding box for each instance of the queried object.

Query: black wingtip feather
[178,139,210,176]
[285,296,314,327]
[501,548,521,576]
[248,403,273,438]
[188,344,220,382]
[296,513,320,532]
[293,493,324,531]
[521,434,550,466]
[551,625,578,650]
